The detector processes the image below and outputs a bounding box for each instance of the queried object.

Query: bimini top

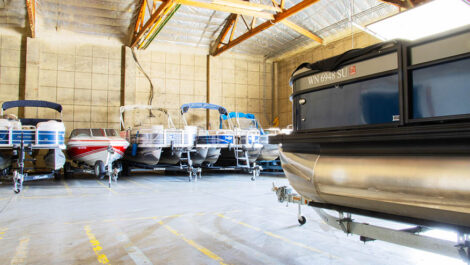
[180,103,228,115]
[2,100,63,113]
[1,100,63,126]
[220,112,255,120]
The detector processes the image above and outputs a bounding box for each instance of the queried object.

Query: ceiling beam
[131,0,180,48]
[155,0,275,19]
[281,20,322,44]
[210,0,322,56]
[213,0,282,12]
[209,13,237,54]
[26,0,36,38]
[378,0,430,9]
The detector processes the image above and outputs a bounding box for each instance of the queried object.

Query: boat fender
[131,131,139,156]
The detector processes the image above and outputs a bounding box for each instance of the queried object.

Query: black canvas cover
[290,40,398,86]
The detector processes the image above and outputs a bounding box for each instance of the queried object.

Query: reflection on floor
[0,173,464,265]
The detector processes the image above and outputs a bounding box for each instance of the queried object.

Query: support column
[206,54,210,129]
[122,47,137,129]
[273,62,279,126]
[24,37,40,118]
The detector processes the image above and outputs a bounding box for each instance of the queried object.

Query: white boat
[180,103,235,166]
[120,105,195,167]
[216,112,263,166]
[66,128,129,177]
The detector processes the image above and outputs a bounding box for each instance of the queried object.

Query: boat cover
[290,40,398,86]
[180,103,228,115]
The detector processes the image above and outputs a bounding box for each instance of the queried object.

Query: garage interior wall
[0,33,25,116]
[0,31,273,136]
[275,32,381,127]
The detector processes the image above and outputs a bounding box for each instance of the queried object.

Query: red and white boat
[66,129,129,176]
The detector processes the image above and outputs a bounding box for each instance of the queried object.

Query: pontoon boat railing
[120,105,176,130]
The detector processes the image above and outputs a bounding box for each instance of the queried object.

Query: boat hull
[257,144,279,161]
[191,147,208,166]
[44,148,66,170]
[124,146,162,166]
[0,151,11,170]
[279,149,470,228]
[67,144,127,166]
[158,148,182,165]
[205,147,221,165]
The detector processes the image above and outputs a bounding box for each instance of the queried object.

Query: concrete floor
[0,173,465,265]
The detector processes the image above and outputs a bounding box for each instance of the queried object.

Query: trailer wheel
[63,162,72,179]
[122,163,131,176]
[94,160,105,178]
[298,216,307,225]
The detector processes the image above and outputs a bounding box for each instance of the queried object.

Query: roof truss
[210,0,323,56]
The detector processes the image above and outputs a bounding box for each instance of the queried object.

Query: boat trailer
[64,146,121,188]
[272,185,470,264]
[123,149,202,182]
[11,138,59,193]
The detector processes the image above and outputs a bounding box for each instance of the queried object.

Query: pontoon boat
[0,100,66,193]
[180,103,234,166]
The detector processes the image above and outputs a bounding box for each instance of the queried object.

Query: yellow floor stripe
[62,180,72,195]
[84,225,111,264]
[96,180,117,194]
[10,236,30,265]
[0,227,7,240]
[158,220,230,265]
[216,213,339,259]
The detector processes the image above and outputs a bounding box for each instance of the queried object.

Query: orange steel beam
[131,0,173,47]
[134,0,147,35]
[26,0,36,38]
[210,13,237,54]
[152,0,157,13]
[211,0,321,56]
[229,15,238,42]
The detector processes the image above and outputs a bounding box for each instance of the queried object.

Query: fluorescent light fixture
[212,0,264,11]
[366,0,470,41]
[351,22,387,41]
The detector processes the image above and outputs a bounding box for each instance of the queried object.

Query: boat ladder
[235,147,250,168]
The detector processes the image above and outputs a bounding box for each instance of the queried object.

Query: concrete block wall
[0,33,25,116]
[124,48,208,130]
[275,32,380,127]
[23,38,123,137]
[209,54,273,131]
[0,32,275,136]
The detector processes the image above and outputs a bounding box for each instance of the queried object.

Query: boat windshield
[70,129,91,138]
[91,129,106,137]
[105,129,118,136]
[237,118,258,130]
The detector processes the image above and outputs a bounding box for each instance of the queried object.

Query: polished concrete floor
[0,173,464,265]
